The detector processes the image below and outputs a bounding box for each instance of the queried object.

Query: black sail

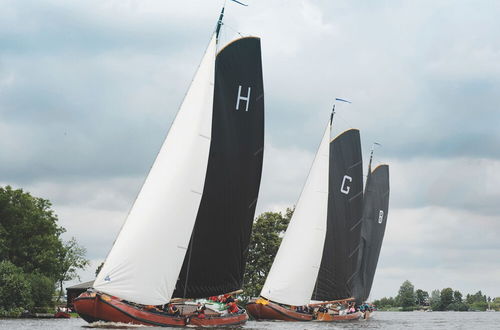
[353,164,390,302]
[173,37,264,298]
[312,129,364,301]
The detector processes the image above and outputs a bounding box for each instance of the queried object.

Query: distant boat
[352,145,390,319]
[74,6,265,327]
[247,109,364,322]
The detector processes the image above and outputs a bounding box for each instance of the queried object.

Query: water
[1,312,499,329]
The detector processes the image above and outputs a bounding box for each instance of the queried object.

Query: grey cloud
[2,0,500,299]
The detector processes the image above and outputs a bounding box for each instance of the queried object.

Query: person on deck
[227,301,239,314]
[348,303,356,314]
[196,303,206,319]
[167,304,180,317]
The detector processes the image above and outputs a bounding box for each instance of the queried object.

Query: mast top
[329,104,335,126]
[215,6,225,41]
[369,142,381,170]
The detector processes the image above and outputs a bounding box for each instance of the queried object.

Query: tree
[373,296,395,309]
[26,272,54,310]
[0,186,89,311]
[430,289,441,311]
[242,208,293,299]
[491,297,500,311]
[440,287,454,310]
[415,289,429,306]
[447,290,468,311]
[467,291,488,311]
[396,280,416,310]
[55,238,89,302]
[0,261,32,313]
[0,186,65,278]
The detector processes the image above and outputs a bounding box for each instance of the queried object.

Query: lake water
[1,312,499,329]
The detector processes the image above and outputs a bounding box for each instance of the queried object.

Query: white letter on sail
[340,175,352,195]
[236,85,251,111]
[378,210,384,224]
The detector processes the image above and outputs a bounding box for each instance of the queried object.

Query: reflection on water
[1,312,499,329]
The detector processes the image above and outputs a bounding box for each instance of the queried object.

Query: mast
[215,6,225,42]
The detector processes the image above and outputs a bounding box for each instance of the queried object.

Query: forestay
[93,35,217,305]
[261,124,330,306]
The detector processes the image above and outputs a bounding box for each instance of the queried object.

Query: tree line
[373,280,500,311]
[0,186,88,317]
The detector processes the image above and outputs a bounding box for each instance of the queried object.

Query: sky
[1,0,499,300]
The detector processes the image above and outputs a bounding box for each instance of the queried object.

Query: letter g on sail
[340,175,352,195]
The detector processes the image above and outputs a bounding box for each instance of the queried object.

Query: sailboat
[247,107,364,322]
[352,146,390,319]
[74,6,264,327]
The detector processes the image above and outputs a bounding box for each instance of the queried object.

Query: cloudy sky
[1,0,499,300]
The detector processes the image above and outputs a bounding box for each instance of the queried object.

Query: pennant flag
[230,0,248,6]
[335,97,352,103]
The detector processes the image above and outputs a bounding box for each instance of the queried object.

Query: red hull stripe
[76,295,185,327]
[247,302,313,321]
[74,294,247,327]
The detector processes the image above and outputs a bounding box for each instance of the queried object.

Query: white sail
[94,35,217,305]
[260,124,330,306]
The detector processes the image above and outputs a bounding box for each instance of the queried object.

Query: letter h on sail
[236,85,251,111]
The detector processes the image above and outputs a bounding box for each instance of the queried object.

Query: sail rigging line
[182,229,196,298]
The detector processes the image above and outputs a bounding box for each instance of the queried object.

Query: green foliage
[415,289,429,306]
[373,296,396,310]
[491,297,500,311]
[55,237,89,302]
[396,280,416,310]
[26,272,55,308]
[430,289,441,311]
[467,291,487,304]
[0,261,32,311]
[440,287,454,310]
[0,186,64,277]
[0,185,89,312]
[242,208,293,300]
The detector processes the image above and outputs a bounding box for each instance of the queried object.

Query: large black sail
[353,164,390,302]
[174,37,264,298]
[312,129,363,301]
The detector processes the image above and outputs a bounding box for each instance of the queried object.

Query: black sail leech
[173,37,265,298]
[353,165,390,303]
[312,129,364,301]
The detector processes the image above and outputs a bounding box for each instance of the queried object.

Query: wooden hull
[315,311,362,322]
[246,300,313,321]
[54,311,71,318]
[74,292,248,327]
